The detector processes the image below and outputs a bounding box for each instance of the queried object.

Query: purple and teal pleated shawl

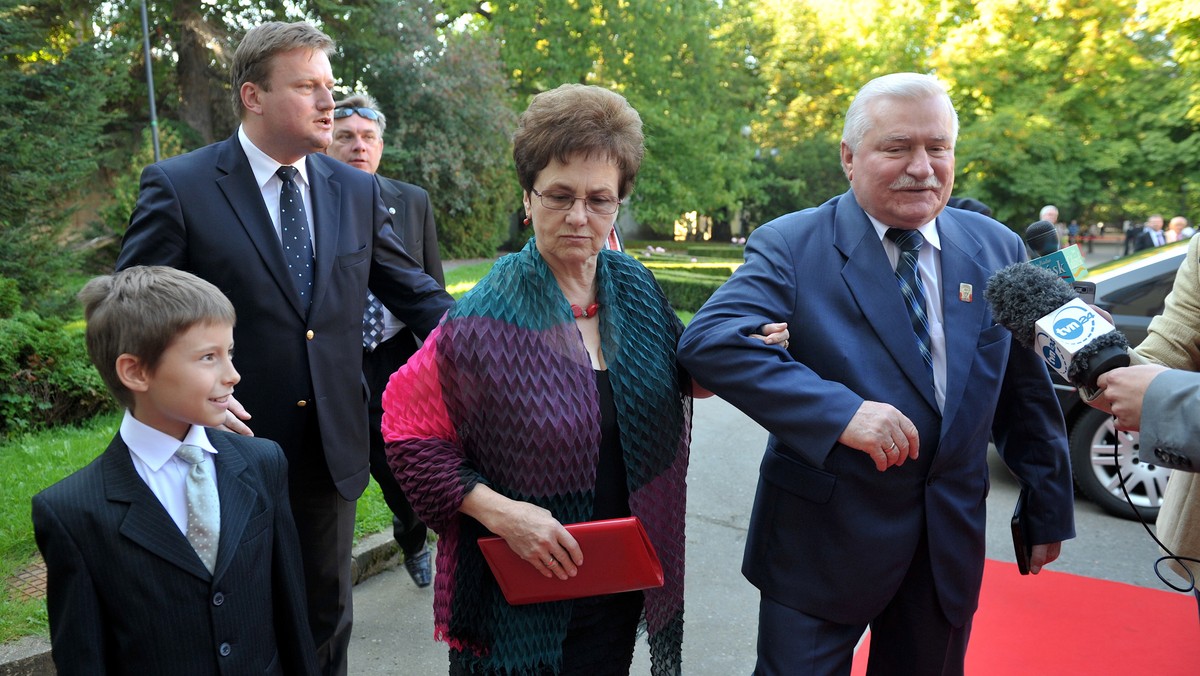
[382,239,691,675]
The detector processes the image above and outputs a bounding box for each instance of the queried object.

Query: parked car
[1052,240,1190,521]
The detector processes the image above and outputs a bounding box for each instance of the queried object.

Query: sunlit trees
[0,0,125,314]
[445,0,768,236]
[744,0,1199,228]
[318,0,516,257]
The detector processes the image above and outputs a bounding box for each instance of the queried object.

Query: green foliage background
[3,0,1199,273]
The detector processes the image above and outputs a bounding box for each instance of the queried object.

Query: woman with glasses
[382,84,784,675]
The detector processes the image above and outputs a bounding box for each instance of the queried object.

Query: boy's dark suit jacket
[31,429,319,676]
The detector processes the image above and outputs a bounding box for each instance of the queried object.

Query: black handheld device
[1011,490,1033,575]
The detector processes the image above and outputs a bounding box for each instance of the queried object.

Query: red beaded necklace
[570,302,600,319]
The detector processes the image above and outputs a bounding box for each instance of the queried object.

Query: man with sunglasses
[116,22,454,676]
[326,93,443,590]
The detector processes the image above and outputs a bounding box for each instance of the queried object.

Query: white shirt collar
[868,213,942,251]
[120,410,218,472]
[238,126,310,192]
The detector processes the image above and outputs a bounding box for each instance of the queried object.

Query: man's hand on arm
[837,401,920,472]
[219,395,255,436]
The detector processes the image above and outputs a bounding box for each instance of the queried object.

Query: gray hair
[1040,205,1059,220]
[842,73,959,153]
[335,93,387,134]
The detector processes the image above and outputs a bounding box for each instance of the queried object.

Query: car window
[1101,270,1176,345]
[1102,271,1175,318]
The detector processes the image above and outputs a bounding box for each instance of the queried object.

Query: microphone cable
[1106,416,1200,594]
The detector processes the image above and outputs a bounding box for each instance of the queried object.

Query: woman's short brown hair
[512,84,644,200]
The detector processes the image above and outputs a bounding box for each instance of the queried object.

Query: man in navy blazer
[678,73,1075,675]
[327,93,445,587]
[115,22,454,675]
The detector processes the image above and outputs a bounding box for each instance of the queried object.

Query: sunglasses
[333,106,381,121]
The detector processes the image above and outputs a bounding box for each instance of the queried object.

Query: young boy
[31,266,318,675]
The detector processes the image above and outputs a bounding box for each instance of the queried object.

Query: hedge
[642,261,740,278]
[650,269,730,313]
[0,312,114,438]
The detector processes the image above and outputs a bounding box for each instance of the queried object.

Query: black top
[591,370,630,519]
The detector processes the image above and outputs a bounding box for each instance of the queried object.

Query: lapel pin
[959,283,973,303]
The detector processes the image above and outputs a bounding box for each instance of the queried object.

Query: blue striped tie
[886,228,933,381]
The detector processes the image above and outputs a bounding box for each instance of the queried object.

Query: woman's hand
[752,322,790,351]
[460,485,583,580]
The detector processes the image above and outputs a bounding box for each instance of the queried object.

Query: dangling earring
[523,215,530,226]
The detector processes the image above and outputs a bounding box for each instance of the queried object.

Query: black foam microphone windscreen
[985,262,1129,388]
[984,263,1075,349]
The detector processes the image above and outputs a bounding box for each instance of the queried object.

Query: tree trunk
[172,6,235,144]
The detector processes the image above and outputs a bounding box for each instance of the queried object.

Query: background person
[382,83,784,675]
[115,21,455,675]
[1041,204,1065,247]
[326,92,442,588]
[677,72,1075,676]
[1134,214,1167,251]
[1167,215,1195,243]
[33,266,318,676]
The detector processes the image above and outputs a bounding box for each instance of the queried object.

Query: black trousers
[364,330,428,557]
[289,412,356,676]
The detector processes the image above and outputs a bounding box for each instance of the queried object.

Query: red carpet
[851,559,1199,674]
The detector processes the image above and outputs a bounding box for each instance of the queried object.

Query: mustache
[890,176,943,190]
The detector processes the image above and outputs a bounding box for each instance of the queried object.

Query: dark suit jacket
[115,135,455,498]
[1134,228,1164,252]
[31,430,319,675]
[677,190,1075,627]
[376,176,446,334]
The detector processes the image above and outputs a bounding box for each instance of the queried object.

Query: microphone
[984,263,1129,389]
[1025,219,1088,283]
[1024,220,1060,257]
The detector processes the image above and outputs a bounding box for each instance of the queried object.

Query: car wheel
[1069,407,1170,521]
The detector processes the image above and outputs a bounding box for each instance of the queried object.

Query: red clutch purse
[477,516,665,605]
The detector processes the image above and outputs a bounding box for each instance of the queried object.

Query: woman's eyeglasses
[532,188,621,215]
[333,106,381,121]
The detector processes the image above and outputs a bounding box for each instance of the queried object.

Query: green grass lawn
[0,253,708,644]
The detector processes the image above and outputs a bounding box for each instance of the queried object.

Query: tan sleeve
[1134,235,1200,370]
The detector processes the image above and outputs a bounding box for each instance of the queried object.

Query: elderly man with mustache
[678,72,1075,676]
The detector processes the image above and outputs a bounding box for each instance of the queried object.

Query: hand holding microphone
[984,263,1129,389]
[1096,364,1169,431]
